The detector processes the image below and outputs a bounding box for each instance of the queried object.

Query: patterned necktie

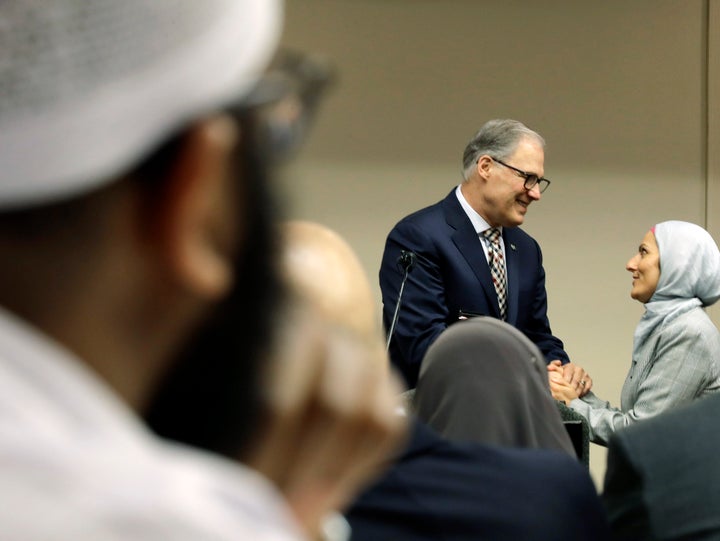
[482,227,507,320]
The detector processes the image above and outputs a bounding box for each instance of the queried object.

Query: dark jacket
[380,189,568,387]
[603,392,720,540]
[346,420,609,541]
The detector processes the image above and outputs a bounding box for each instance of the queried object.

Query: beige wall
[280,0,713,487]
[709,1,720,241]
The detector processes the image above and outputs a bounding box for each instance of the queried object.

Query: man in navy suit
[281,219,609,541]
[380,119,589,390]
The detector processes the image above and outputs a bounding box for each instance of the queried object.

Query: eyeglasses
[492,158,551,194]
[231,49,336,163]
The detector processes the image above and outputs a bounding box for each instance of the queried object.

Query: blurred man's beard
[144,144,285,458]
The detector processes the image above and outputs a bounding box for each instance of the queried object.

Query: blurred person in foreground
[281,220,610,541]
[413,316,577,456]
[0,2,405,540]
[549,221,720,445]
[379,119,590,394]
[602,392,720,540]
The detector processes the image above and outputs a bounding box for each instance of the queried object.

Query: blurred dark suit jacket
[603,393,720,540]
[346,420,609,541]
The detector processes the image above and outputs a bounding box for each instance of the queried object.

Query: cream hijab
[633,220,720,354]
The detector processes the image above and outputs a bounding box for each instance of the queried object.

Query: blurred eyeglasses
[233,49,336,163]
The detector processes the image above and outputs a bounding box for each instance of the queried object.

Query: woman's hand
[547,362,580,404]
[547,360,592,398]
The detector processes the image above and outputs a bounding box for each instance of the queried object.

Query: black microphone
[386,250,416,352]
[398,249,416,272]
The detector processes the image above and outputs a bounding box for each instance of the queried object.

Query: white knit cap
[0,0,283,209]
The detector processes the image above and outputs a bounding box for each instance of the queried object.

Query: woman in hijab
[550,220,720,445]
[414,316,577,457]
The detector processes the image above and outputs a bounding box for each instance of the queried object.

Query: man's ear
[152,115,242,300]
[476,155,494,180]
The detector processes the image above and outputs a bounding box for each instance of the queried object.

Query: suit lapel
[442,192,501,319]
[503,229,519,325]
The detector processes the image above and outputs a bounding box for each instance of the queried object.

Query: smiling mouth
[516,200,530,208]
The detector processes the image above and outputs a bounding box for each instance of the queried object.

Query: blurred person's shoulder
[0,307,302,541]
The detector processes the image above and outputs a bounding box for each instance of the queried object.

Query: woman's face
[626,229,661,303]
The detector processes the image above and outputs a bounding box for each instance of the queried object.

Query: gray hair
[461,119,545,180]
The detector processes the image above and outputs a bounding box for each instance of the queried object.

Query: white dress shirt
[454,184,507,264]
[0,306,304,541]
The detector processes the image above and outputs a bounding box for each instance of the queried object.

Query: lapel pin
[510,244,516,251]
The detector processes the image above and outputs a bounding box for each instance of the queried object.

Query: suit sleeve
[519,238,569,364]
[379,221,450,388]
[569,318,714,445]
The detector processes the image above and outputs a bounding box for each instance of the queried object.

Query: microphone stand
[386,251,415,352]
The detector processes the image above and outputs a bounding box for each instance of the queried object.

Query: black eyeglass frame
[491,158,551,194]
